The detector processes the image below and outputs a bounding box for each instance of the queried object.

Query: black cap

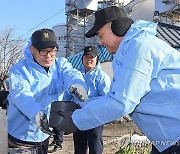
[32,28,59,50]
[85,6,132,38]
[83,46,98,58]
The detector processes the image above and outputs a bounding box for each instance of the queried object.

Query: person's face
[30,46,57,67]
[83,54,97,72]
[97,23,123,54]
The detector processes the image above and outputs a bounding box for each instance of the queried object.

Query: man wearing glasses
[7,29,87,154]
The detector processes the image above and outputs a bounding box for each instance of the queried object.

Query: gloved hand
[56,111,78,135]
[35,111,55,135]
[69,84,87,102]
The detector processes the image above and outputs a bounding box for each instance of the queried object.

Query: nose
[46,52,52,57]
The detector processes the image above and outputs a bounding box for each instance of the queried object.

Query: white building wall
[131,0,155,21]
[100,61,113,80]
[52,25,67,57]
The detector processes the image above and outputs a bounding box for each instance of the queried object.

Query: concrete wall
[155,0,178,13]
[52,25,67,57]
[100,61,113,80]
[131,0,155,21]
[0,108,8,154]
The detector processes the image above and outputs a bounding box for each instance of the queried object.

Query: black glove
[69,84,87,102]
[35,111,55,135]
[56,111,78,135]
[1,98,9,110]
[0,91,9,110]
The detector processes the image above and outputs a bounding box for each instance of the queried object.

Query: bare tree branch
[0,27,26,90]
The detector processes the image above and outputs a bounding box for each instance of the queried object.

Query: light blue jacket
[63,63,111,105]
[79,63,111,99]
[7,40,86,142]
[72,20,180,152]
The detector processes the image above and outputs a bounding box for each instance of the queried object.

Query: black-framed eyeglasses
[38,48,58,56]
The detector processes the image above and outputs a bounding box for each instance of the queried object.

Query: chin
[43,63,52,67]
[107,49,113,54]
[108,48,116,54]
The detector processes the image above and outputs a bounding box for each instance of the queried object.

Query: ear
[111,18,134,37]
[82,55,84,65]
[96,55,99,65]
[30,46,35,54]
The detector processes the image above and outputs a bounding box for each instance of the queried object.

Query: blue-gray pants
[8,134,49,154]
[73,125,103,154]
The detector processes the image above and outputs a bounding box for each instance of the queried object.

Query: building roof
[157,22,180,49]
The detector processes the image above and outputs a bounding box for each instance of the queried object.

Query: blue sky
[0,0,66,39]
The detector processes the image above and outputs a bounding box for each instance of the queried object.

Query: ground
[50,120,143,154]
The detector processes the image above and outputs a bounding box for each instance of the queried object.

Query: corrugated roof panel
[67,51,83,69]
[157,22,180,49]
[98,45,114,63]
